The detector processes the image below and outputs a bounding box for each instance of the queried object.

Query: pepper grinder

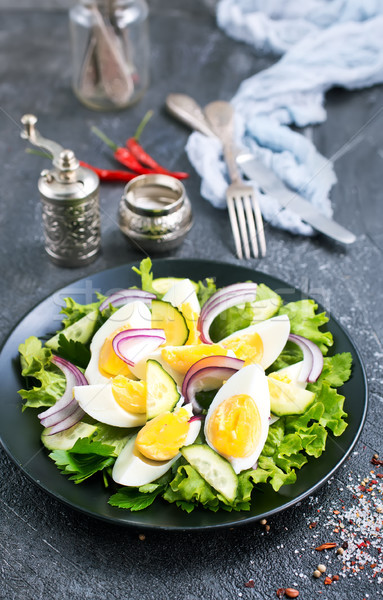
[21,114,101,267]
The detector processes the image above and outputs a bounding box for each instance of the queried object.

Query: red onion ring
[46,406,86,436]
[288,334,324,382]
[182,355,245,413]
[189,415,204,423]
[38,356,87,434]
[112,328,166,367]
[200,282,258,319]
[99,289,156,312]
[198,289,258,344]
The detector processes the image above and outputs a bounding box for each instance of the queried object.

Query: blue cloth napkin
[186,1,383,235]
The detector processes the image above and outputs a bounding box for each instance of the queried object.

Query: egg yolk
[206,394,261,459]
[98,327,133,379]
[179,302,201,345]
[135,408,190,461]
[161,344,229,375]
[268,372,292,384]
[223,332,264,366]
[112,375,146,414]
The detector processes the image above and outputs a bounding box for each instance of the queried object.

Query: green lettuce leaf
[60,295,105,329]
[314,353,353,389]
[131,258,159,296]
[18,337,65,410]
[163,465,219,512]
[49,438,116,484]
[196,278,217,307]
[313,384,348,437]
[278,299,333,354]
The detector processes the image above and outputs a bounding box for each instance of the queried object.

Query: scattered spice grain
[285,588,299,598]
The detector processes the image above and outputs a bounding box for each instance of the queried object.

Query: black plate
[0,259,368,530]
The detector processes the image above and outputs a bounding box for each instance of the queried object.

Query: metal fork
[204,101,266,259]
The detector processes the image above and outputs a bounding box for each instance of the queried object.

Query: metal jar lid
[119,174,193,252]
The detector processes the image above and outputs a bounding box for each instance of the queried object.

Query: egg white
[271,360,307,388]
[162,278,201,315]
[204,364,270,474]
[85,300,152,385]
[74,383,147,428]
[221,314,290,369]
[112,405,201,486]
[129,348,184,386]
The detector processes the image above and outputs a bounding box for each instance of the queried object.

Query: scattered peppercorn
[244,579,255,588]
[313,570,321,578]
[336,547,344,555]
[309,521,318,529]
[260,518,267,525]
[317,564,326,573]
[332,575,340,581]
[265,524,271,532]
[276,588,285,598]
[138,534,146,541]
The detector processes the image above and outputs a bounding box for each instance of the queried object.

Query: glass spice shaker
[69,0,150,110]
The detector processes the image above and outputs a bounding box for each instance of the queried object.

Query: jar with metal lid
[119,174,193,252]
[69,0,150,110]
[21,114,101,267]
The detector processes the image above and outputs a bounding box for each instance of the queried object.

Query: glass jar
[69,0,150,110]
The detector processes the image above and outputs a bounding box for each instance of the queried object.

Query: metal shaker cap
[21,114,101,267]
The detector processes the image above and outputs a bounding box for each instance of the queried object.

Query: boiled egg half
[221,314,290,369]
[204,364,270,474]
[85,300,152,385]
[74,375,147,427]
[112,404,201,486]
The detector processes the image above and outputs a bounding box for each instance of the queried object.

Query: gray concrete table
[1,2,382,599]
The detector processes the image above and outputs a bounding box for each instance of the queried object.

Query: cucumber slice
[45,310,98,351]
[181,443,238,503]
[268,377,315,416]
[41,422,97,451]
[151,300,189,346]
[153,277,199,296]
[146,359,181,420]
[250,298,281,323]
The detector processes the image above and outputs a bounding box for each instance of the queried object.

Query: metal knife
[166,94,356,244]
[237,154,356,244]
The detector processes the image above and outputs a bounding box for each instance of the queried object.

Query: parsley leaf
[109,473,171,510]
[56,335,91,370]
[109,487,164,511]
[49,438,116,484]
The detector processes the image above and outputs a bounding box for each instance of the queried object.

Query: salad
[18,259,352,514]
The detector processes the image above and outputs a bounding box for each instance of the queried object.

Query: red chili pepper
[125,138,188,179]
[126,110,189,179]
[79,161,136,182]
[92,122,189,180]
[114,147,157,174]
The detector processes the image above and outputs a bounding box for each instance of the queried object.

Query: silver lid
[123,174,186,217]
